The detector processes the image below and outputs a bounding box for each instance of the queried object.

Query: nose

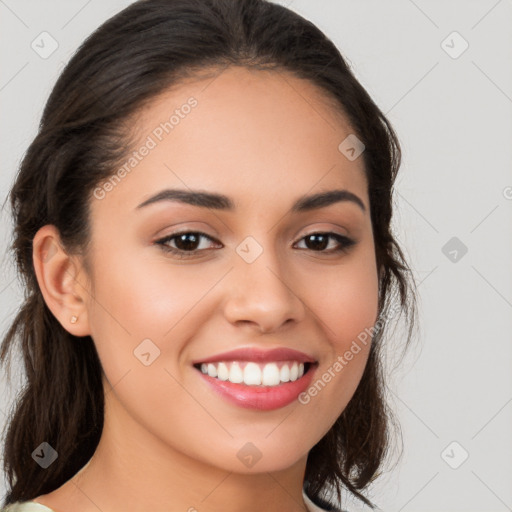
[222,244,306,334]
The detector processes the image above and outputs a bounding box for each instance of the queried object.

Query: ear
[32,225,91,337]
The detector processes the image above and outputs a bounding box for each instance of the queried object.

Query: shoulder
[1,502,56,512]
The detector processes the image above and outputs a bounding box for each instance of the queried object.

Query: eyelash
[154,230,356,259]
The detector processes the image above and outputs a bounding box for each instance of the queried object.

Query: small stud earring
[70,315,78,324]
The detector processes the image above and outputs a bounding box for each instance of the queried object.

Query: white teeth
[262,363,280,386]
[198,360,310,386]
[290,362,299,381]
[207,363,217,378]
[229,362,244,383]
[244,362,262,385]
[217,362,229,381]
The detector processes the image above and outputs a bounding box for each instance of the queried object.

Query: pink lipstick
[192,347,317,410]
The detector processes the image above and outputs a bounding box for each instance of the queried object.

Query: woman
[0,0,417,510]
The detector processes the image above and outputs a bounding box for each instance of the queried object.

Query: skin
[32,66,380,512]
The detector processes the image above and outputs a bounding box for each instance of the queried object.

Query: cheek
[298,250,379,422]
[312,249,379,349]
[85,249,227,378]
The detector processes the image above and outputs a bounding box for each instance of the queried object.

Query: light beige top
[1,488,340,511]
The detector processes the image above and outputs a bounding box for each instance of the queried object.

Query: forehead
[93,66,368,215]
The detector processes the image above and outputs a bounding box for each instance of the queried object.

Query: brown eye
[155,231,221,258]
[155,230,356,260]
[295,232,356,253]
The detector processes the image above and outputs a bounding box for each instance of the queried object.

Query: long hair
[1,0,417,508]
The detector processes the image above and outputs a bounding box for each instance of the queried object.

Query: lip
[191,347,316,365]
[192,347,318,410]
[193,357,318,411]
[197,368,317,410]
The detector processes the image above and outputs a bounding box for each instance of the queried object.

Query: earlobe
[32,225,91,337]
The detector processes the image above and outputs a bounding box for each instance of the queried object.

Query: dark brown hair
[1,0,417,509]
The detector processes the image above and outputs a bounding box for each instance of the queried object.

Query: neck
[46,387,310,512]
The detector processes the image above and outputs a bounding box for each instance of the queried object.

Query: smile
[192,347,318,411]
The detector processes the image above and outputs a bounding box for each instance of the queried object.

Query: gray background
[1,1,511,510]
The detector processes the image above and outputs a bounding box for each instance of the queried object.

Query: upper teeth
[199,361,305,386]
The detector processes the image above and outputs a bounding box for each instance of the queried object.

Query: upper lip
[192,347,317,365]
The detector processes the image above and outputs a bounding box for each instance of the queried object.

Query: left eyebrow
[135,188,366,213]
[291,189,366,213]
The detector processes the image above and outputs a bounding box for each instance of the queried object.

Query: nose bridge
[223,233,304,331]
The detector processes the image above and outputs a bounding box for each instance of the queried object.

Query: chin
[198,435,313,475]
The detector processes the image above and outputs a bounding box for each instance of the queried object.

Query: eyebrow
[136,188,366,213]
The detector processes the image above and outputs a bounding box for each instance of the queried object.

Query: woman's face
[82,66,379,474]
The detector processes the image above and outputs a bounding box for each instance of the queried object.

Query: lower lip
[196,365,316,411]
